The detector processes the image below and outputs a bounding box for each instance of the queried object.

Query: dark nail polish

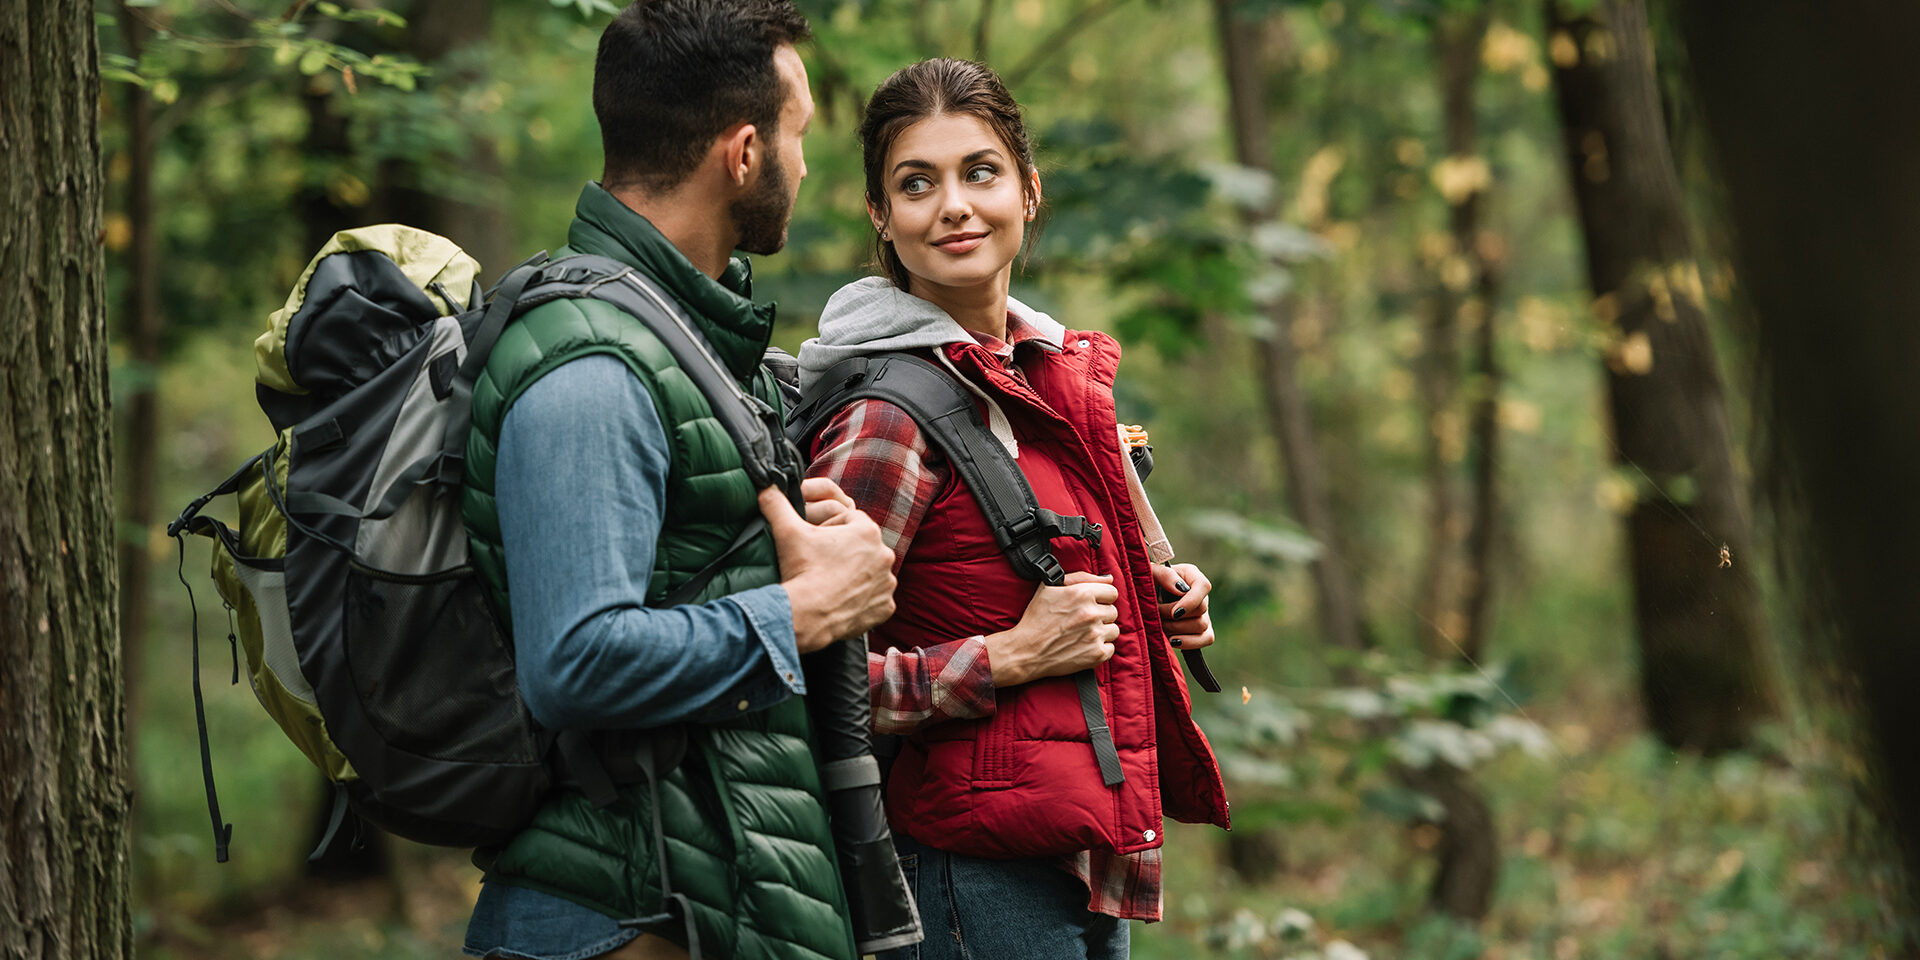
[1174,578,1190,593]
[1172,606,1186,620]
[1171,636,1184,648]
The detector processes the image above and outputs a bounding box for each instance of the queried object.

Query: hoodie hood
[797,276,1067,393]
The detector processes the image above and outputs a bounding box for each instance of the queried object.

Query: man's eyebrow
[890,148,1006,175]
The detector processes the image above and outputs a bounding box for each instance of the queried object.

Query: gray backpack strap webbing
[787,352,1125,787]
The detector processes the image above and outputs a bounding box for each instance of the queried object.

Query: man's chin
[736,230,789,258]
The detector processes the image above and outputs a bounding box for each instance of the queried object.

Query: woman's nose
[939,185,971,222]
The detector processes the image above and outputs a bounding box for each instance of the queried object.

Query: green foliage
[108,0,1916,957]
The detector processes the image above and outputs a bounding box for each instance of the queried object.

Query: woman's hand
[983,571,1119,687]
[1154,562,1215,651]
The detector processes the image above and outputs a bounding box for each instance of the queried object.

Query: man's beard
[732,148,793,257]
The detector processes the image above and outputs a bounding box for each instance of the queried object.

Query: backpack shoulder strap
[514,255,799,607]
[789,352,1124,787]
[789,352,1102,588]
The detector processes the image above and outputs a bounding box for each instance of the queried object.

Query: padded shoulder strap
[518,254,806,509]
[789,352,1102,588]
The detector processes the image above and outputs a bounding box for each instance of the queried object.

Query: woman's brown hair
[859,58,1043,289]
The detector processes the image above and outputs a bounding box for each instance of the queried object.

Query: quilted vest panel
[462,293,858,960]
[854,335,1229,858]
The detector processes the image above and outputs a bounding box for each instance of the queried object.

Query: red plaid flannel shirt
[804,318,1164,921]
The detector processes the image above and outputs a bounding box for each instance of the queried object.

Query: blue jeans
[880,834,1130,960]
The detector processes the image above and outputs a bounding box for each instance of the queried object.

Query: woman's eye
[966,165,997,183]
[901,175,931,195]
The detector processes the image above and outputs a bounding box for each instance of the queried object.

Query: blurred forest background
[75,0,1916,957]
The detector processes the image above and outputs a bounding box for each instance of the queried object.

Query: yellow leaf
[1549,31,1579,68]
[1430,155,1491,205]
[103,212,132,252]
[1606,330,1653,375]
[1395,138,1427,166]
[1481,22,1537,74]
[1498,399,1543,434]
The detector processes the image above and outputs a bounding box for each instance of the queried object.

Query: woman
[794,59,1230,959]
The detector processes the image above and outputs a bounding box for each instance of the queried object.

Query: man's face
[733,43,814,256]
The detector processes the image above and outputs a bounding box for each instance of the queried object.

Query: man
[458,2,896,958]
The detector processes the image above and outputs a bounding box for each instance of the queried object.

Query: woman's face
[872,112,1039,297]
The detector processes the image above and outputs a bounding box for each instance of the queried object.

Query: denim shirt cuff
[726,584,806,696]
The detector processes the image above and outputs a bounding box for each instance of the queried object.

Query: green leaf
[273,41,299,67]
[298,47,330,76]
[151,78,179,105]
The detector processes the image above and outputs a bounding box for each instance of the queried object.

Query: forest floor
[134,697,1916,960]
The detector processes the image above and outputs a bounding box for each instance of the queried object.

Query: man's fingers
[804,497,852,525]
[799,477,857,509]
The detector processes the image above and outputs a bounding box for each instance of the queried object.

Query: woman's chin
[903,260,1015,293]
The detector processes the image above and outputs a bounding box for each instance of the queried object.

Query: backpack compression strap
[788,353,1126,788]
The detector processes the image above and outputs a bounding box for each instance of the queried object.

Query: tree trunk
[1546,0,1776,753]
[1401,762,1498,920]
[113,0,161,739]
[373,0,511,278]
[1675,0,1920,918]
[1213,0,1364,656]
[0,1,133,956]
[1416,9,1497,661]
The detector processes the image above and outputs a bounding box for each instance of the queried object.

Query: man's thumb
[758,485,802,530]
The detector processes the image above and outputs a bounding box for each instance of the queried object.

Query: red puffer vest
[873,330,1229,859]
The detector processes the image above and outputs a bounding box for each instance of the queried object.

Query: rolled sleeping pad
[802,634,923,953]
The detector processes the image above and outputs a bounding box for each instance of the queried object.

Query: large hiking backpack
[786,351,1222,785]
[166,227,806,861]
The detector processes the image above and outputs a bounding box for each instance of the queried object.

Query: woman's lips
[932,233,988,254]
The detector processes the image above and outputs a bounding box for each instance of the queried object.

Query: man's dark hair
[594,0,811,194]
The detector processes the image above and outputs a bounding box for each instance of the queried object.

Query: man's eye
[902,175,931,195]
[966,165,996,183]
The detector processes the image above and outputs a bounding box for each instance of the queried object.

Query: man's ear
[1025,169,1043,219]
[720,123,758,188]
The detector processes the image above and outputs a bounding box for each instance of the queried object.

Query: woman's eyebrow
[890,148,1007,176]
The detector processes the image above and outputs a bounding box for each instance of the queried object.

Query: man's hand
[761,482,895,654]
[1153,562,1215,651]
[983,571,1120,688]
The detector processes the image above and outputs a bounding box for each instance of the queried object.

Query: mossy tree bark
[1676,0,1920,916]
[1546,0,1777,753]
[0,0,134,956]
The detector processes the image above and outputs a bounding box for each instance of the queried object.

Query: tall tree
[1212,0,1364,657]
[1545,0,1776,752]
[1416,6,1503,663]
[0,0,132,956]
[1675,0,1920,915]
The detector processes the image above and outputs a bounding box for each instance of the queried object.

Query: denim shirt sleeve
[495,354,804,730]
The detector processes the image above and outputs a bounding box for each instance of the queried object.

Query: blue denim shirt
[465,354,803,959]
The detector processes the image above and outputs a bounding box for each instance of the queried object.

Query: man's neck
[607,183,735,280]
[908,270,1012,342]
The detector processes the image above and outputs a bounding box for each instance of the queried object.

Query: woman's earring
[880,229,890,241]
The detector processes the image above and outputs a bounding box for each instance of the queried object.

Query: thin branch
[1001,0,1132,90]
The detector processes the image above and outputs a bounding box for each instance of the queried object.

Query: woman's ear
[866,194,888,238]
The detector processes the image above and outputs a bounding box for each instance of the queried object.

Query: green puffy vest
[458,185,858,960]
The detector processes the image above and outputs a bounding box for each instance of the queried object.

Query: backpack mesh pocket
[343,566,539,764]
